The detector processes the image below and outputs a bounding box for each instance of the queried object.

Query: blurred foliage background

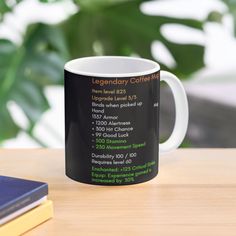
[0,0,235,147]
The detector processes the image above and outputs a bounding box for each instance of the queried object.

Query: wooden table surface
[0,149,236,236]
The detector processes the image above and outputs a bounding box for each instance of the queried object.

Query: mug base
[65,170,158,186]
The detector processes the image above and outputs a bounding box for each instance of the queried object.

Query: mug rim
[64,56,160,78]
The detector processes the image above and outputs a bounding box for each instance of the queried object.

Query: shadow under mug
[64,56,188,185]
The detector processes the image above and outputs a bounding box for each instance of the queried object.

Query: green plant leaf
[0,2,11,17]
[221,0,236,35]
[0,106,19,142]
[0,0,22,19]
[39,0,61,2]
[62,0,204,78]
[0,24,68,142]
[75,0,135,10]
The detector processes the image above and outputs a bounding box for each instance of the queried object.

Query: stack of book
[0,175,53,235]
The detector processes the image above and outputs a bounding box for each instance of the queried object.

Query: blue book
[0,176,48,222]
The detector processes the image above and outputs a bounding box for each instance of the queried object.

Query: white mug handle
[159,71,189,154]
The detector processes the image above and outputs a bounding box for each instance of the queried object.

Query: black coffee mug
[64,56,188,185]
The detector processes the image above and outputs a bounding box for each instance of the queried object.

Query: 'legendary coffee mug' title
[92,73,159,87]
